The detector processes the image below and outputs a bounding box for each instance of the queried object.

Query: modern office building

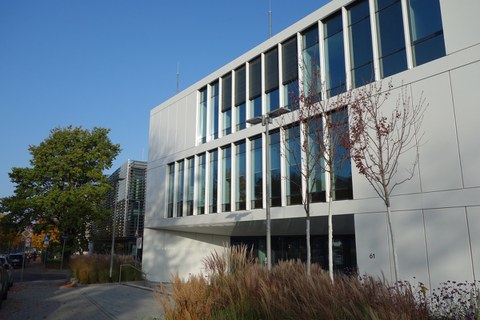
[144,0,480,290]
[92,160,147,259]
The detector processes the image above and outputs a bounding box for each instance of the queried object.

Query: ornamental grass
[158,245,480,320]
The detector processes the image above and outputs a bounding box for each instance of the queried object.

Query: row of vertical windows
[167,109,352,217]
[197,0,445,145]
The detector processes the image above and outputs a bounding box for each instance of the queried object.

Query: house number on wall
[369,253,375,259]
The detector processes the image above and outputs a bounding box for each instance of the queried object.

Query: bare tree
[348,81,427,283]
[281,62,352,281]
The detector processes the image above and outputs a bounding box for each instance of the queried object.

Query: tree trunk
[306,214,311,276]
[328,197,333,283]
[386,204,399,283]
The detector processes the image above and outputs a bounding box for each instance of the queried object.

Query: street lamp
[247,107,290,270]
[109,177,124,282]
[134,200,141,263]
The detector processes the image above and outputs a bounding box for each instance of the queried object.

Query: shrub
[69,254,141,284]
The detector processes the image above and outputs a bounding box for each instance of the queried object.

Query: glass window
[265,47,280,113]
[209,150,218,213]
[235,66,247,131]
[250,136,263,209]
[235,141,246,210]
[210,81,219,140]
[348,0,374,88]
[408,0,445,66]
[222,146,232,212]
[282,37,299,109]
[330,109,353,200]
[167,163,175,218]
[302,25,321,102]
[176,160,184,217]
[286,124,302,205]
[197,153,206,215]
[222,73,232,136]
[308,121,326,203]
[269,130,282,207]
[236,103,246,131]
[324,12,346,97]
[249,57,262,118]
[198,88,207,144]
[376,0,407,78]
[186,157,195,216]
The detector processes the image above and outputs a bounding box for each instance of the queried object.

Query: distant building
[144,0,480,290]
[92,160,146,260]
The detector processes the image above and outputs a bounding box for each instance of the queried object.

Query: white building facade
[145,0,480,290]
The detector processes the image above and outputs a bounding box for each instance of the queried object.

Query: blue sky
[0,0,329,198]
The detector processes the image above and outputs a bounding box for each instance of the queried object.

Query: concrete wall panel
[411,73,463,192]
[450,61,480,188]
[424,208,473,289]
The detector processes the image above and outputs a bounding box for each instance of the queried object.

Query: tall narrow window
[265,47,279,113]
[250,136,263,209]
[197,153,206,215]
[235,66,246,131]
[308,121,326,202]
[286,124,302,205]
[282,37,299,109]
[235,141,246,210]
[348,0,374,88]
[376,0,407,78]
[222,146,232,212]
[209,149,218,213]
[270,129,282,207]
[302,25,321,102]
[210,81,219,140]
[249,57,262,119]
[222,73,232,136]
[198,87,207,144]
[408,0,445,66]
[176,160,184,217]
[186,157,195,216]
[330,109,353,200]
[167,163,175,218]
[324,12,346,97]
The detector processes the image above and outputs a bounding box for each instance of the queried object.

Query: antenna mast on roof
[268,0,272,38]
[176,63,180,93]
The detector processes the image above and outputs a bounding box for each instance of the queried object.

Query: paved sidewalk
[0,280,164,320]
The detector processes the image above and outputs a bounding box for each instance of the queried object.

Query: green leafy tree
[0,126,120,254]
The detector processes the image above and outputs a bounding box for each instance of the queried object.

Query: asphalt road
[0,261,164,320]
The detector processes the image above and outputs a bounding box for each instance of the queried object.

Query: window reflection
[265,47,279,112]
[167,163,175,218]
[324,12,346,97]
[210,82,219,140]
[209,150,218,213]
[197,154,206,215]
[270,130,282,207]
[376,0,407,78]
[286,124,302,205]
[222,146,232,212]
[251,136,263,209]
[302,25,321,102]
[330,109,353,200]
[198,88,207,144]
[222,74,232,135]
[176,160,184,217]
[235,142,246,210]
[348,0,374,87]
[186,157,195,216]
[408,0,445,66]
